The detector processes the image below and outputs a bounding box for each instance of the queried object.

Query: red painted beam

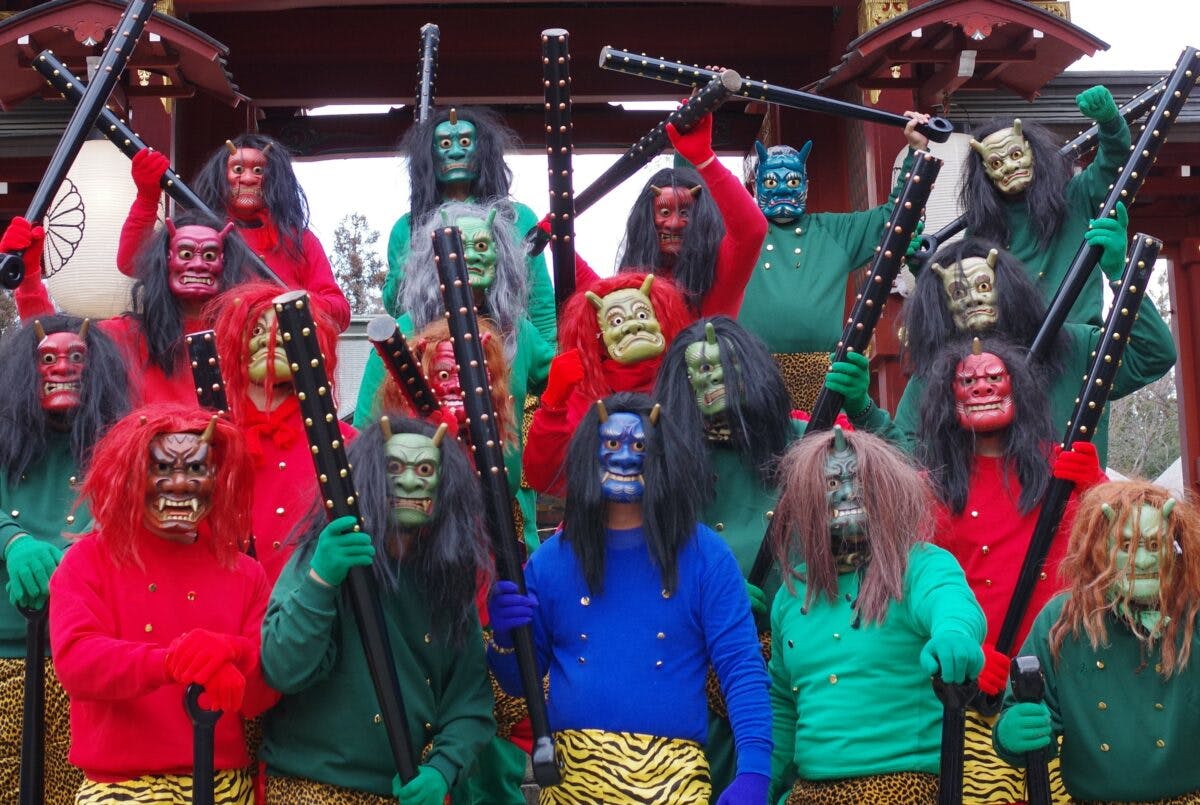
[1171,238,1200,496]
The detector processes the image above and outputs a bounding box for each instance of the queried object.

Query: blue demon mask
[755,140,811,223]
[597,411,646,503]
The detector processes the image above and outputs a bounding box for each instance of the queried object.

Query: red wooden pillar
[1170,237,1200,496]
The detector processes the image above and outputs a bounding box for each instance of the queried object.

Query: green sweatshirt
[980,115,1131,327]
[995,595,1200,802]
[768,543,984,795]
[737,150,916,354]
[0,431,91,658]
[382,201,557,353]
[893,307,1177,464]
[260,550,495,796]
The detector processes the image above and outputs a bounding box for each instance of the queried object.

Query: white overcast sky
[293,0,1199,278]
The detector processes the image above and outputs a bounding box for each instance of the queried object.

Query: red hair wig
[208,281,340,421]
[559,271,691,401]
[81,403,253,568]
[377,317,516,443]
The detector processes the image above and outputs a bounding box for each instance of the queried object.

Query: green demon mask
[970,119,1034,196]
[385,430,443,529]
[933,250,999,333]
[1106,499,1178,634]
[456,210,498,290]
[587,275,665,365]
[825,426,867,563]
[433,112,479,185]
[685,322,726,418]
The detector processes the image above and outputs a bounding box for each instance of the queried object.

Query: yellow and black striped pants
[541,728,710,804]
[75,769,252,804]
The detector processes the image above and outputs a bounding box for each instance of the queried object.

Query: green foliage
[330,212,387,315]
[1105,281,1179,481]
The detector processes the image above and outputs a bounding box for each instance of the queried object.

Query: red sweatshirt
[49,532,277,782]
[523,357,661,495]
[236,395,358,585]
[934,455,1094,649]
[117,196,352,332]
[573,157,767,317]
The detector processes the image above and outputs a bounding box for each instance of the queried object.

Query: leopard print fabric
[772,352,831,413]
[75,769,252,804]
[490,671,528,741]
[265,775,393,804]
[706,632,772,719]
[264,742,434,804]
[785,771,939,804]
[0,657,81,805]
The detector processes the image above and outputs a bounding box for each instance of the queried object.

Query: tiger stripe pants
[540,728,710,804]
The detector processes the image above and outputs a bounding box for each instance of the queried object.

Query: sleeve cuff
[296,570,341,613]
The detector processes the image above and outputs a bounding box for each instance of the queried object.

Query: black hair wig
[291,414,491,644]
[129,209,259,375]
[400,106,519,231]
[654,316,792,485]
[193,132,310,261]
[916,337,1055,516]
[0,314,130,483]
[562,391,711,596]
[959,117,1072,250]
[903,237,1068,378]
[618,166,725,313]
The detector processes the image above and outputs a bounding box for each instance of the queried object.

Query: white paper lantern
[43,138,145,319]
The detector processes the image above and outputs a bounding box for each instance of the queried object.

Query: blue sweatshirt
[489,523,772,777]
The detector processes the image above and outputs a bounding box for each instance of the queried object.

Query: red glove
[165,629,244,686]
[542,349,585,409]
[1051,441,1106,488]
[195,661,246,714]
[666,112,715,168]
[0,217,45,282]
[978,643,1010,697]
[131,148,170,202]
[536,215,551,235]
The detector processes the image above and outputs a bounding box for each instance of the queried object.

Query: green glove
[309,515,375,587]
[905,218,926,259]
[745,581,766,617]
[1076,85,1119,124]
[4,535,63,610]
[919,628,984,683]
[995,701,1053,755]
[392,765,448,805]
[824,350,871,417]
[1084,201,1129,281]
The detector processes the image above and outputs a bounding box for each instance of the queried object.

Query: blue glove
[825,350,871,417]
[745,581,766,617]
[4,535,63,610]
[392,765,448,805]
[1084,200,1129,281]
[309,515,374,587]
[488,579,537,648]
[717,772,770,804]
[995,701,1053,755]
[919,629,984,684]
[1076,85,1119,124]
